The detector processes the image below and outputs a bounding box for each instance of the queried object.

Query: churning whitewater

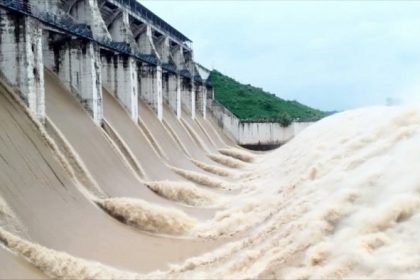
[1,101,420,279]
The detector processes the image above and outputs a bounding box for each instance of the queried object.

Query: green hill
[209,70,326,126]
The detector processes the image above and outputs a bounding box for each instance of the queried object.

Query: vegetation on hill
[209,70,327,126]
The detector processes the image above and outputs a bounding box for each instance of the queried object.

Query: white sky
[142,0,420,111]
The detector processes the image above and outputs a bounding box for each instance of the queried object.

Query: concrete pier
[166,74,181,119]
[107,10,138,50]
[179,50,197,119]
[155,36,170,64]
[101,54,138,121]
[140,63,163,120]
[191,82,197,120]
[55,39,103,125]
[195,63,213,119]
[181,76,194,118]
[196,84,207,119]
[0,0,213,129]
[101,10,139,121]
[0,10,45,121]
[67,0,111,41]
[138,25,163,120]
[157,36,180,119]
[169,45,186,118]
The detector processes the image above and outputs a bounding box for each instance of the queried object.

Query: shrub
[209,70,326,124]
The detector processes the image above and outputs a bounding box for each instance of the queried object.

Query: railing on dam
[110,0,191,45]
[1,0,94,39]
[0,0,203,82]
[0,0,160,67]
[161,63,177,73]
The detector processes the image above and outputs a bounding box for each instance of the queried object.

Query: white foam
[0,228,141,279]
[146,181,218,207]
[160,106,420,278]
[218,148,256,163]
[98,198,197,235]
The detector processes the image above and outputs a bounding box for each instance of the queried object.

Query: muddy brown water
[0,71,224,277]
[137,98,232,181]
[45,70,216,218]
[163,104,237,169]
[0,247,46,279]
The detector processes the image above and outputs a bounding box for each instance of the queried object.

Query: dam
[0,0,258,277]
[0,1,419,279]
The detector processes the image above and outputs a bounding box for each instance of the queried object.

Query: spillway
[195,115,229,149]
[45,70,219,220]
[2,0,418,278]
[139,99,197,168]
[181,110,220,153]
[203,113,238,147]
[0,80,223,276]
[162,104,242,169]
[0,248,45,279]
[138,98,236,180]
[193,114,258,161]
[44,71,165,205]
[191,114,258,163]
[103,90,184,182]
[2,69,419,278]
[162,104,212,160]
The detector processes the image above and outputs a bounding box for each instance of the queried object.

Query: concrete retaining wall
[209,100,313,147]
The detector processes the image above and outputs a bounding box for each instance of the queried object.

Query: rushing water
[1,72,419,279]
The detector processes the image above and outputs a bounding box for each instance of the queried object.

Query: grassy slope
[209,70,326,125]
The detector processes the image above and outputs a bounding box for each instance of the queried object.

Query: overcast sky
[142,0,420,111]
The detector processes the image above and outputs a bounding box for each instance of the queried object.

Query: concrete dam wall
[0,1,316,278]
[209,99,313,149]
[0,0,211,125]
[0,0,307,149]
[0,1,258,277]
